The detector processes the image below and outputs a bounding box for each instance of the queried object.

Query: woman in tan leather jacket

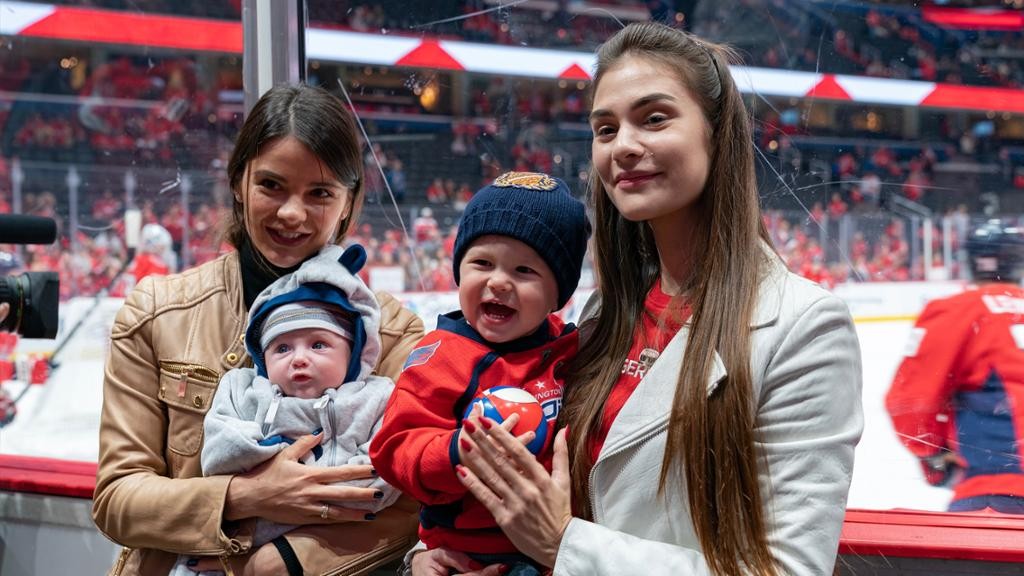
[92,84,425,576]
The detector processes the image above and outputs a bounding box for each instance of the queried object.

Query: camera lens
[0,272,59,338]
[0,275,24,333]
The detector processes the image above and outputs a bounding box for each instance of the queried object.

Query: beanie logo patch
[403,340,441,371]
[492,172,558,191]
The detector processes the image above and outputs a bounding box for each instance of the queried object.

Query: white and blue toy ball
[463,386,549,455]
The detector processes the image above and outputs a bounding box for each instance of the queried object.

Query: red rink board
[3,454,1024,561]
[841,508,1024,562]
[0,454,97,499]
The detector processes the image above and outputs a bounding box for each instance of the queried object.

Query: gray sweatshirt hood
[244,244,381,383]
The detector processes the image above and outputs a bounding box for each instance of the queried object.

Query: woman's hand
[457,420,573,568]
[224,432,381,524]
[457,404,534,463]
[187,541,284,575]
[410,547,506,576]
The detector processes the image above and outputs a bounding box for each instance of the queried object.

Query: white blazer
[554,253,864,576]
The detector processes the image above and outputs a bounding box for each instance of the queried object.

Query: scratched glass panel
[1,0,1022,531]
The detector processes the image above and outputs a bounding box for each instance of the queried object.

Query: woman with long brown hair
[420,22,863,576]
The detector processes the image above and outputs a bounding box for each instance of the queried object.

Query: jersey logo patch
[403,341,441,371]
[541,398,561,421]
[492,171,558,191]
[903,327,926,357]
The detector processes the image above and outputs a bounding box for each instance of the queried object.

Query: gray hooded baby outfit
[170,244,399,576]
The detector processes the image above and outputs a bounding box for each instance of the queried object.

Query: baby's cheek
[266,356,289,382]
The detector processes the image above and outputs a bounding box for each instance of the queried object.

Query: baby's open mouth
[482,302,515,319]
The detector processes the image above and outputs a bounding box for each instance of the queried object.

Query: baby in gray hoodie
[170,244,399,576]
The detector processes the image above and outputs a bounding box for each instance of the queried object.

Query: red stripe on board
[19,6,242,53]
[0,454,96,499]
[921,84,1024,114]
[3,451,1024,560]
[841,509,1024,562]
[922,6,1024,31]
[558,63,591,80]
[395,40,464,71]
[805,74,852,101]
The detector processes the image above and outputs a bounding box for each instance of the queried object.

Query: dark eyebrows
[251,169,341,188]
[589,92,678,122]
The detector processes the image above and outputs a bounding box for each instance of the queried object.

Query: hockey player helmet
[965,219,1024,283]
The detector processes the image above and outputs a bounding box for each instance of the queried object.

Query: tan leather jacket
[92,251,425,576]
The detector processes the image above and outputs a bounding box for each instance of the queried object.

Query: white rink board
[847,320,952,511]
[0,283,961,511]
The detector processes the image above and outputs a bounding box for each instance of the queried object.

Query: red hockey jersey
[886,283,1024,502]
[369,311,577,554]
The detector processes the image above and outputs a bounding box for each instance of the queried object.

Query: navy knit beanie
[453,172,591,309]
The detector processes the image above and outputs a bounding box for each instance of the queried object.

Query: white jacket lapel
[597,326,727,461]
[587,246,785,462]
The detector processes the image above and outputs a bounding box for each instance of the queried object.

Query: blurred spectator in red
[851,231,869,261]
[903,167,930,203]
[828,193,848,219]
[454,182,474,210]
[161,203,187,255]
[412,207,438,244]
[425,178,447,204]
[130,223,174,282]
[810,201,826,225]
[92,190,123,221]
[836,151,858,180]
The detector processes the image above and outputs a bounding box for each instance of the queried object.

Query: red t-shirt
[588,279,690,463]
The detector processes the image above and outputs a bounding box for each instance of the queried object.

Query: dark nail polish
[480,418,493,430]
[186,558,199,567]
[364,513,376,520]
[462,418,477,433]
[370,467,378,476]
[374,490,384,499]
[460,438,472,453]
[311,427,323,435]
[456,465,468,478]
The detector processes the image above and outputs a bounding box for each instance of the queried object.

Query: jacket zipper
[263,390,282,436]
[111,547,129,575]
[315,395,335,464]
[588,423,665,521]
[160,360,220,384]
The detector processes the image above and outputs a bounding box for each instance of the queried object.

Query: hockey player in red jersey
[370,172,591,573]
[886,220,1024,513]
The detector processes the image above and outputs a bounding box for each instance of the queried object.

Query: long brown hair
[224,83,364,250]
[562,22,776,576]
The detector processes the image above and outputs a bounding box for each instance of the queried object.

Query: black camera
[0,214,60,338]
[0,272,59,338]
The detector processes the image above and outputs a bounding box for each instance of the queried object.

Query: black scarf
[239,238,302,309]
